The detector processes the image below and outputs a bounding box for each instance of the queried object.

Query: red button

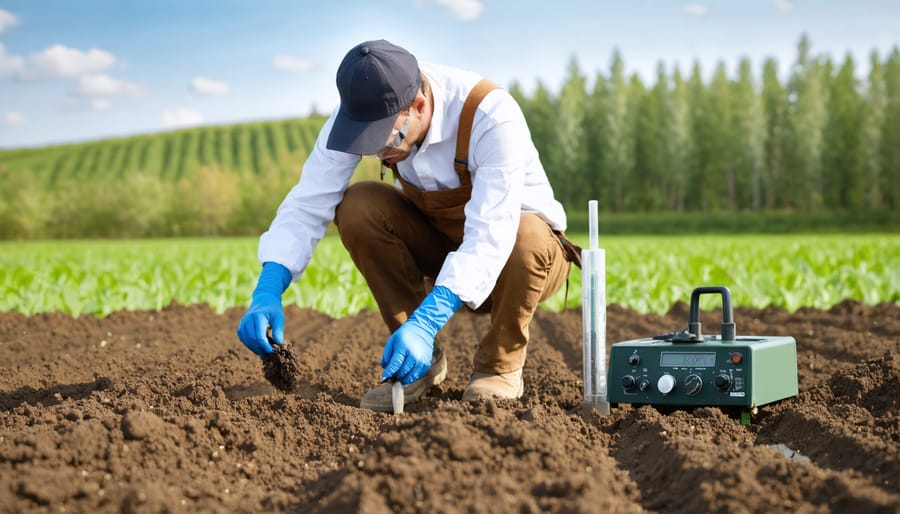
[730,352,743,365]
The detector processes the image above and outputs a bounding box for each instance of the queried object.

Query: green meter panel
[607,335,798,408]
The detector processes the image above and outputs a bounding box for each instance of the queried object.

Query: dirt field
[1,300,897,513]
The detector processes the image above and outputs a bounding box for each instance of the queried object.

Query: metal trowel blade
[391,380,404,414]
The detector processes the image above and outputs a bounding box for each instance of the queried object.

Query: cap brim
[326,108,397,155]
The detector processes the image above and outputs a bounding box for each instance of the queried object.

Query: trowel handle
[688,286,736,341]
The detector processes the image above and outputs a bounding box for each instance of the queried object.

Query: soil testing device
[608,286,798,412]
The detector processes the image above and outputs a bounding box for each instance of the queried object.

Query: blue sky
[1,0,898,149]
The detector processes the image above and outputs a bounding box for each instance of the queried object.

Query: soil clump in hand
[263,340,301,392]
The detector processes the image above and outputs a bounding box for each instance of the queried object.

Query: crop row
[0,117,325,183]
[1,234,896,318]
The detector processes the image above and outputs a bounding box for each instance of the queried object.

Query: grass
[1,233,897,318]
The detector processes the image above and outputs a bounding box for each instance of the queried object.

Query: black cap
[326,40,420,155]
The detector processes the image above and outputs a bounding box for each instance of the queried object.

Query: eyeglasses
[387,110,410,147]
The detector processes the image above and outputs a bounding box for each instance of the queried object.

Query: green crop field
[1,234,897,318]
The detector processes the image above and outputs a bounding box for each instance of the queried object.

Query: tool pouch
[557,231,583,269]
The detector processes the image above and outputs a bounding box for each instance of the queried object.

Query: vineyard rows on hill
[0,117,326,182]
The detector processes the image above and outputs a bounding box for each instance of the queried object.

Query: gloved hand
[236,261,292,356]
[381,285,463,384]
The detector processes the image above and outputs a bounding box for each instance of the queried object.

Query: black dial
[638,379,651,392]
[621,375,637,390]
[715,374,732,392]
[683,374,703,396]
[628,353,640,366]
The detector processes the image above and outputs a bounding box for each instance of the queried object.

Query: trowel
[391,379,404,414]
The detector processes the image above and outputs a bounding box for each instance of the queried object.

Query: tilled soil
[0,300,897,513]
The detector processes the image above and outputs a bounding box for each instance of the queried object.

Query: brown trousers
[333,181,570,374]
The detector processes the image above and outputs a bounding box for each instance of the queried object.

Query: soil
[0,300,898,513]
[262,342,302,394]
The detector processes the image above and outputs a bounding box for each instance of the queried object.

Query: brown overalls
[333,79,575,374]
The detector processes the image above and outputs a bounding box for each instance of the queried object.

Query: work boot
[462,368,524,401]
[359,346,447,412]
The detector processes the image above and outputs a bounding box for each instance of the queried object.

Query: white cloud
[0,9,19,33]
[774,0,794,13]
[91,98,111,111]
[191,77,229,96]
[273,55,315,73]
[436,0,484,21]
[162,108,204,128]
[76,74,145,97]
[25,44,116,79]
[5,111,25,125]
[682,3,708,17]
[0,43,25,76]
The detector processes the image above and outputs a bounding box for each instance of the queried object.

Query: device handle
[688,286,736,341]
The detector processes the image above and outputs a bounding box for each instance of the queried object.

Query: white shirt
[258,62,567,309]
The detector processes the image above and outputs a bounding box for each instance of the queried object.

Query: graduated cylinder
[582,200,610,418]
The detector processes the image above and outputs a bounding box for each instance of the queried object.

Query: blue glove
[381,285,463,385]
[236,262,292,356]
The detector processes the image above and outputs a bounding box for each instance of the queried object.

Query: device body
[608,286,799,409]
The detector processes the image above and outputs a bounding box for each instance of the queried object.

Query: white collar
[418,70,445,152]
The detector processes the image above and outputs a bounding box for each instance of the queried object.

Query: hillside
[0,116,394,239]
[0,117,328,182]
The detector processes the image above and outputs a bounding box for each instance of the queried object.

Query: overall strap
[454,79,501,186]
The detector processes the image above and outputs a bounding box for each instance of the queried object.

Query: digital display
[660,352,716,367]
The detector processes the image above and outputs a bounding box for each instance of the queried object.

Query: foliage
[515,35,900,214]
[563,209,898,235]
[1,235,896,318]
[1,35,899,241]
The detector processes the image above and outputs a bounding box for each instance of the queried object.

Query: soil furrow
[0,300,897,513]
[756,406,899,489]
[612,405,900,513]
[753,353,900,490]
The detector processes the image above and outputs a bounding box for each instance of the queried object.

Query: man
[237,39,577,412]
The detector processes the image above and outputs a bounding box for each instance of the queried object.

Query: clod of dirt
[262,341,301,393]
[121,410,166,441]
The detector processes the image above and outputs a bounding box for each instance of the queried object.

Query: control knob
[714,374,732,392]
[621,375,637,391]
[628,353,640,366]
[683,374,703,396]
[657,374,676,395]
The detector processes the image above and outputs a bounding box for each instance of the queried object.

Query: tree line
[511,35,900,213]
[2,35,897,239]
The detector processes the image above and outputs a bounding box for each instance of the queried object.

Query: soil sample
[262,339,301,393]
